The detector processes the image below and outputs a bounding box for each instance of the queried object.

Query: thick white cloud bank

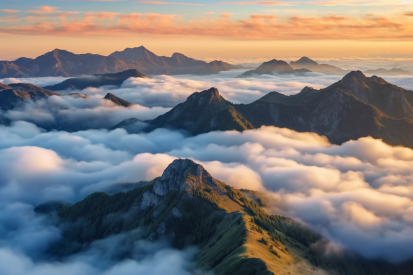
[1,122,413,262]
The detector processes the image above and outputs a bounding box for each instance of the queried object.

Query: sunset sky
[1,0,413,60]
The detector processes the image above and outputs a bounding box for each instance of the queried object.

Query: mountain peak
[152,159,218,196]
[342,70,369,85]
[171,52,187,58]
[256,59,294,72]
[202,87,221,98]
[291,56,319,66]
[103,93,133,107]
[187,87,222,104]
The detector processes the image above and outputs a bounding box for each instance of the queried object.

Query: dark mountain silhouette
[364,68,413,76]
[116,71,413,149]
[239,59,311,77]
[36,159,413,275]
[290,56,345,75]
[103,93,134,107]
[44,69,147,91]
[0,47,243,78]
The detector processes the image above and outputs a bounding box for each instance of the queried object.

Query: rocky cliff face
[141,159,221,210]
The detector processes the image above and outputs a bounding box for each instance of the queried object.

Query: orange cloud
[308,0,412,6]
[27,6,59,14]
[134,1,203,5]
[220,13,234,19]
[1,11,413,41]
[2,9,20,15]
[220,1,295,6]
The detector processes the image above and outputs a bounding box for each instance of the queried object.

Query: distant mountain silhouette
[44,69,147,91]
[290,57,345,75]
[364,68,412,76]
[239,59,311,77]
[0,47,243,78]
[116,71,413,149]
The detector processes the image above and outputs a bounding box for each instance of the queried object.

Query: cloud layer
[1,71,413,274]
[2,120,413,261]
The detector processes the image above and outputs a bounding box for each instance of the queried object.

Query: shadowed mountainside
[36,159,413,275]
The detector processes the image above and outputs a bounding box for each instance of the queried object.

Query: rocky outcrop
[141,159,221,210]
[103,93,134,107]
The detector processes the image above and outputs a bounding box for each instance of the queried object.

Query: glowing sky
[1,0,413,60]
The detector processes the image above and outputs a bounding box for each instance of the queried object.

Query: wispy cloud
[220,1,296,6]
[134,1,203,5]
[308,0,412,6]
[27,6,60,14]
[2,9,20,15]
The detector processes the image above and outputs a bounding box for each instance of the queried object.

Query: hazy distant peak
[171,52,188,58]
[291,56,319,66]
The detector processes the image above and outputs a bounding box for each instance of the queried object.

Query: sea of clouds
[1,71,413,273]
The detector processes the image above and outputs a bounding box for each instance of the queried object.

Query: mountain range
[239,59,311,77]
[290,57,346,75]
[0,47,243,78]
[116,71,413,149]
[35,159,413,275]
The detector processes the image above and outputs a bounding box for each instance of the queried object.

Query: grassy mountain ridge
[36,159,413,274]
